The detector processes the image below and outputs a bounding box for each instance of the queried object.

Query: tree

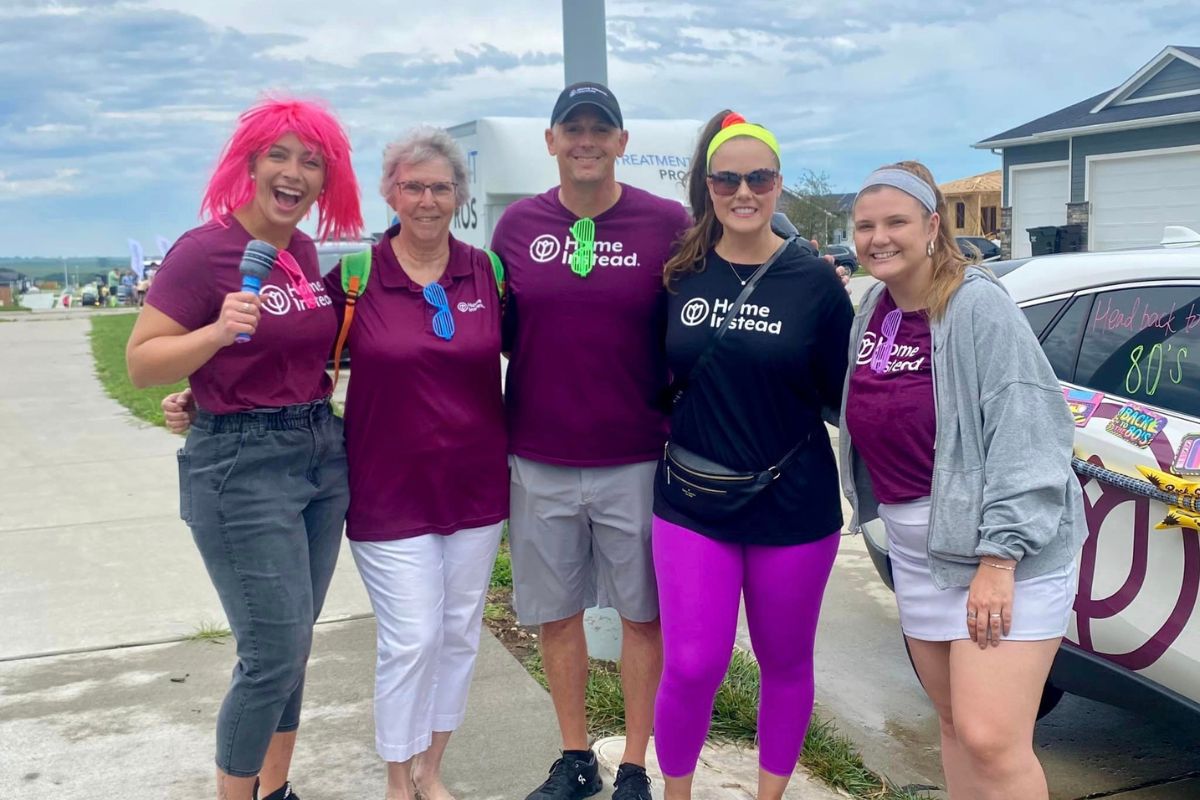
[782,168,841,244]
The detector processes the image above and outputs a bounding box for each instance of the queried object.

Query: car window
[1074,285,1200,418]
[1021,297,1069,338]
[1039,294,1092,381]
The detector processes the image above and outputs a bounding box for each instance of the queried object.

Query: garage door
[1010,163,1069,258]
[1089,148,1200,252]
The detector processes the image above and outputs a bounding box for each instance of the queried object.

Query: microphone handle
[234,275,264,344]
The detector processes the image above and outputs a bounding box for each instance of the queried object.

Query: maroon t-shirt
[844,291,936,504]
[324,229,508,541]
[490,184,691,466]
[146,217,335,414]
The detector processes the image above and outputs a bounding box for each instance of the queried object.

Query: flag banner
[128,239,145,278]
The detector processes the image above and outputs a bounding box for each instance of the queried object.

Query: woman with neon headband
[840,161,1086,799]
[319,126,507,800]
[127,97,363,800]
[653,111,853,799]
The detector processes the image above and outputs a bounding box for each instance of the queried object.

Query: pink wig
[201,97,364,242]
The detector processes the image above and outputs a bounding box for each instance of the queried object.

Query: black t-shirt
[654,242,854,545]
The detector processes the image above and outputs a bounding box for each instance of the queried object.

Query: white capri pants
[350,521,504,762]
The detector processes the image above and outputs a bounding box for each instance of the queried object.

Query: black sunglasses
[707,168,779,196]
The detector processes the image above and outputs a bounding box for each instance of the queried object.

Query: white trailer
[447,116,702,248]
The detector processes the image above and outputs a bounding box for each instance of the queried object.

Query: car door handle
[1072,457,1200,529]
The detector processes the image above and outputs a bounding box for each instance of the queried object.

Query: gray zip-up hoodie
[838,267,1087,589]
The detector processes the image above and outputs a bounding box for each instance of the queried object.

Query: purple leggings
[652,516,839,778]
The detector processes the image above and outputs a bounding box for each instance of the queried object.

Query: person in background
[128,96,363,800]
[841,160,1086,800]
[651,110,852,800]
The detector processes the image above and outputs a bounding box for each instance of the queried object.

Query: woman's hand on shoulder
[966,557,1017,648]
[808,237,851,292]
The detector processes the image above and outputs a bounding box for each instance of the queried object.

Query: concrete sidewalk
[0,315,844,799]
[0,316,559,797]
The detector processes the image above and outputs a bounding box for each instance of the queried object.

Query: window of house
[1074,285,1200,418]
[955,202,966,229]
[981,206,998,234]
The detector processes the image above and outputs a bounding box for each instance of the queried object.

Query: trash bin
[1057,223,1084,253]
[1027,226,1059,256]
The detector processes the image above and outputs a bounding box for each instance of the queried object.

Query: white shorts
[878,497,1077,642]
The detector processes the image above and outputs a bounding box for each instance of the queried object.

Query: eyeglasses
[396,180,457,199]
[422,282,455,341]
[707,169,779,197]
[569,217,596,278]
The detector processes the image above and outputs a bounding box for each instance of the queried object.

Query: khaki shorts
[508,456,659,625]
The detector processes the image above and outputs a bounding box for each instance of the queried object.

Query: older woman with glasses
[323,126,508,800]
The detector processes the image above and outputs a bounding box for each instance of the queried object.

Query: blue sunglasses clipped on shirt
[422,282,455,341]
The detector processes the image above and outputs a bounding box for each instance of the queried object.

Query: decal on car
[1064,387,1104,427]
[1105,402,1168,448]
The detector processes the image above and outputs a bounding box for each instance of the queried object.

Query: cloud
[0,167,81,199]
[1,0,1198,254]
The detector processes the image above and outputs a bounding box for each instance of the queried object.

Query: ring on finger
[990,613,1002,619]
[242,302,251,313]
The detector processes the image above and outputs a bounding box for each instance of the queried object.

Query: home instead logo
[456,299,485,313]
[527,234,640,268]
[570,85,609,100]
[680,296,782,334]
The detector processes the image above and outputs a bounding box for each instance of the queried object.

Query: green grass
[522,647,930,799]
[186,620,232,642]
[490,533,512,588]
[89,314,187,427]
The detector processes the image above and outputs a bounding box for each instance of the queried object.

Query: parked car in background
[820,243,858,273]
[956,235,1002,262]
[858,227,1200,725]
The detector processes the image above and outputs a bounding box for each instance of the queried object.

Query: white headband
[857,168,936,212]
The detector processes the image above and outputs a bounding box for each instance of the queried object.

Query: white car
[860,227,1200,723]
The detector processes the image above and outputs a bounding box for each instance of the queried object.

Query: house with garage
[975,45,1200,258]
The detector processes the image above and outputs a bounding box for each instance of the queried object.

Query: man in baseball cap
[550,81,624,129]
[490,82,688,800]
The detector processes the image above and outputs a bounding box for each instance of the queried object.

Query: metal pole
[562,0,607,85]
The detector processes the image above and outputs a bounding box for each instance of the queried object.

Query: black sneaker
[612,763,651,800]
[524,751,602,800]
[255,781,297,800]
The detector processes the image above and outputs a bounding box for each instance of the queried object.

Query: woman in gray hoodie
[839,160,1087,800]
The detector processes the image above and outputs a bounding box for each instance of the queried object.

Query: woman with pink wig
[126,97,363,800]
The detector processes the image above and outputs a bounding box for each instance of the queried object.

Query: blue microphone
[235,240,277,344]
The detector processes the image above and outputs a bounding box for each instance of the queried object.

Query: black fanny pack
[659,241,808,522]
[660,435,809,521]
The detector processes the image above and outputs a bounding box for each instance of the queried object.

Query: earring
[926,240,934,257]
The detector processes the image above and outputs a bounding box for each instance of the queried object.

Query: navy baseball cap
[550,81,623,129]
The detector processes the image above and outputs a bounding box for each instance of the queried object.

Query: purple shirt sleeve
[144,233,219,330]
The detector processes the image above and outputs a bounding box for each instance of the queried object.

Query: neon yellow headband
[705,112,782,169]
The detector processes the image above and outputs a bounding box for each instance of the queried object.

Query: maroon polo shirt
[324,228,508,541]
[146,216,335,414]
[490,184,692,467]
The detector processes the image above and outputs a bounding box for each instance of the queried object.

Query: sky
[1,0,1198,256]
